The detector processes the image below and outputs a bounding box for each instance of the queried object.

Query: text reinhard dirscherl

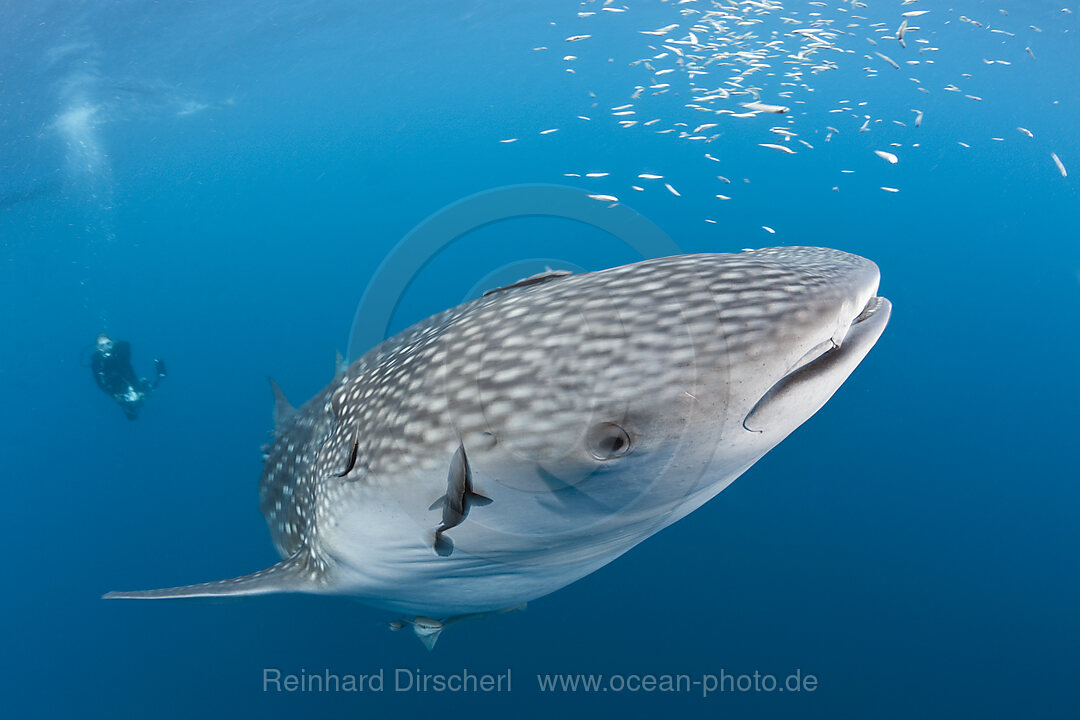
[262,668,819,697]
[263,668,511,694]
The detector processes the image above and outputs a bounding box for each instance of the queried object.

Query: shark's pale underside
[107,247,891,645]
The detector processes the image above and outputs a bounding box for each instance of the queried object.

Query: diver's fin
[334,349,347,376]
[149,359,167,390]
[104,553,310,600]
[269,377,296,430]
[433,532,454,557]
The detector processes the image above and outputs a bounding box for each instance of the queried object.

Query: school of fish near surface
[521,0,1072,225]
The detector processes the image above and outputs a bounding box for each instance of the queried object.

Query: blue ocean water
[2,0,1078,717]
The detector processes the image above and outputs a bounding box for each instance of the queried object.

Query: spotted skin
[106,248,891,616]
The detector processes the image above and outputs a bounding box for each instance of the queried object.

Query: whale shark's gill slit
[335,438,359,478]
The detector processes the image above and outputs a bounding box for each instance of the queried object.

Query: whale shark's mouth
[842,296,890,362]
[743,294,892,433]
[793,294,888,373]
[854,295,886,324]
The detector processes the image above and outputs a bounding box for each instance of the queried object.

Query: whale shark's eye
[587,423,632,461]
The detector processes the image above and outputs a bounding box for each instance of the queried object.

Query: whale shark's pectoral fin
[268,377,296,431]
[103,553,312,600]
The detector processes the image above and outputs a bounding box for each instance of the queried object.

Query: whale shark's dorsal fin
[334,349,347,377]
[104,552,311,600]
[482,269,572,297]
[268,377,296,430]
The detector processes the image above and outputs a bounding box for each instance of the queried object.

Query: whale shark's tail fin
[103,552,312,600]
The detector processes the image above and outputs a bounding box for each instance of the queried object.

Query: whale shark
[106,247,891,646]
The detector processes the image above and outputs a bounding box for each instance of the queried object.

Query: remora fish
[107,248,891,642]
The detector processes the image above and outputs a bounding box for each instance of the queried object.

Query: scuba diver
[91,333,167,420]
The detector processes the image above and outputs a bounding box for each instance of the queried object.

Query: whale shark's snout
[726,247,891,440]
